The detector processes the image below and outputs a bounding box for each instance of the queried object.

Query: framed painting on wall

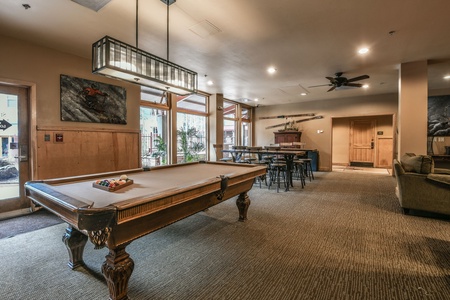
[60,74,127,124]
[428,95,450,136]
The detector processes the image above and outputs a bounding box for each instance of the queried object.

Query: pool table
[25,161,267,300]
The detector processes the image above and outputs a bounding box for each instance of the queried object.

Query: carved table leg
[62,226,88,269]
[102,245,135,300]
[236,191,251,222]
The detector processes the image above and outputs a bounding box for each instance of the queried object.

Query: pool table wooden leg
[102,245,135,300]
[236,191,251,222]
[62,226,88,270]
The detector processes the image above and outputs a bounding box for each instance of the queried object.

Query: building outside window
[0,94,18,160]
[140,87,169,167]
[176,93,208,163]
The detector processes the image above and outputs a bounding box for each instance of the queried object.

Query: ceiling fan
[309,72,370,92]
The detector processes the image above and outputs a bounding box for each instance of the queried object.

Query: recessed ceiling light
[207,80,214,85]
[267,67,277,74]
[301,93,307,96]
[358,47,369,54]
[362,84,369,88]
[254,98,259,102]
[444,75,450,80]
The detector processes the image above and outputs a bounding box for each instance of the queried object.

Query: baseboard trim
[350,162,374,167]
[0,208,33,221]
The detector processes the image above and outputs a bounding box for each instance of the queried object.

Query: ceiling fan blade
[345,83,363,87]
[327,86,336,92]
[326,76,337,84]
[308,84,332,88]
[346,75,369,82]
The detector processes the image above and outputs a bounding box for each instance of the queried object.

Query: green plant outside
[151,135,167,164]
[177,126,205,163]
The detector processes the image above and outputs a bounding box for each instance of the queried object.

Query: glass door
[0,84,30,215]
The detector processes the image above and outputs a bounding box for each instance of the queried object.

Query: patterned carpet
[1,171,450,300]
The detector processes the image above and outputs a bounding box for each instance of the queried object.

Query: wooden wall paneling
[80,131,114,174]
[36,129,140,179]
[114,132,140,170]
[376,137,393,167]
[37,130,82,179]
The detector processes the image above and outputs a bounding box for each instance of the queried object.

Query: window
[7,96,17,108]
[223,101,238,158]
[141,86,168,107]
[241,107,251,146]
[140,87,169,167]
[176,93,208,163]
[223,100,252,154]
[176,94,207,113]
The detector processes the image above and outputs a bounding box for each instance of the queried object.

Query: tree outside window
[176,113,206,163]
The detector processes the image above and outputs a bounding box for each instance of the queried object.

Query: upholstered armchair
[393,154,450,215]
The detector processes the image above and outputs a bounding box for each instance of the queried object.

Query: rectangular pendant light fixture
[92,36,198,95]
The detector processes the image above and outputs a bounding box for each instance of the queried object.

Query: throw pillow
[400,154,434,174]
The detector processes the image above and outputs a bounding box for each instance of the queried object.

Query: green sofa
[393,154,450,215]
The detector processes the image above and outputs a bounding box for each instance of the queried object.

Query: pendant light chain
[136,0,139,48]
[166,0,170,60]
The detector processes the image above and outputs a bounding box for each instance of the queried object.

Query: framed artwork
[60,74,127,124]
[428,95,450,136]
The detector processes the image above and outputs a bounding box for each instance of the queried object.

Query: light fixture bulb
[358,47,369,54]
[267,67,276,74]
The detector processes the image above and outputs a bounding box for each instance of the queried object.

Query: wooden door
[349,119,375,166]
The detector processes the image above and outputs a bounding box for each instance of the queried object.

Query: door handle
[370,139,374,149]
[19,144,29,162]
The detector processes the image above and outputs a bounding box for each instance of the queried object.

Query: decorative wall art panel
[428,95,450,136]
[60,74,127,124]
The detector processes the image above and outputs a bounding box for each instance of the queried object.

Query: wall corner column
[168,93,178,164]
[209,94,224,161]
[398,60,428,158]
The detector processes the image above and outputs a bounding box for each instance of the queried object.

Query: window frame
[175,91,209,163]
[223,99,253,147]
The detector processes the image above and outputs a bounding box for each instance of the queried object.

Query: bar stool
[252,159,270,188]
[268,161,287,192]
[293,159,306,188]
[243,157,258,164]
[296,158,314,181]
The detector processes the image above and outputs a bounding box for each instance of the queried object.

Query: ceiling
[2,0,450,106]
